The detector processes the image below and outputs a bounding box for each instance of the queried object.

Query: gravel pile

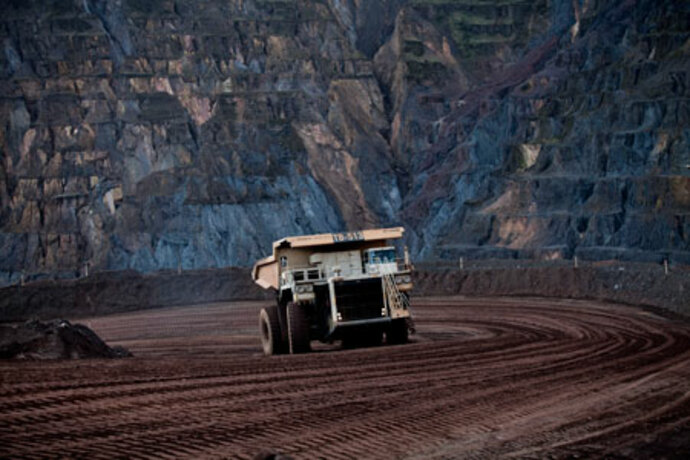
[0,319,132,360]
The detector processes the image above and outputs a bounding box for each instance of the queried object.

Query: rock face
[1,0,688,285]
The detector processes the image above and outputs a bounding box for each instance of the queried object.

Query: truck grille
[334,279,384,321]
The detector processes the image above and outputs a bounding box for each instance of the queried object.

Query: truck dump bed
[252,227,404,290]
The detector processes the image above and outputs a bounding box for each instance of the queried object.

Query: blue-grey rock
[0,0,688,287]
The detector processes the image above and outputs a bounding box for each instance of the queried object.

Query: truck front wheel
[387,319,409,345]
[287,302,311,354]
[259,305,286,356]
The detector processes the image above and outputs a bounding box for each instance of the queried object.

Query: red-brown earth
[1,297,690,459]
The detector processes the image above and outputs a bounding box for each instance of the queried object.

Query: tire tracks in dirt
[1,297,689,458]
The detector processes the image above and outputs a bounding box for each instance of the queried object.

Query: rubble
[0,319,132,360]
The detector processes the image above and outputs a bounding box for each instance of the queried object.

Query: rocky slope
[1,0,688,285]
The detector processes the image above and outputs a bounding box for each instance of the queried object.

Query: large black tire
[287,302,310,354]
[259,305,286,356]
[362,328,383,347]
[387,319,409,345]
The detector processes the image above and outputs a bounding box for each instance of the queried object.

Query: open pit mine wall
[1,0,689,286]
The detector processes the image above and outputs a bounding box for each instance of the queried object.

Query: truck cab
[363,246,398,274]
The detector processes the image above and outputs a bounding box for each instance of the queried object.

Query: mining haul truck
[252,227,414,355]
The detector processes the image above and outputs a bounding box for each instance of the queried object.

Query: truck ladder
[381,272,413,328]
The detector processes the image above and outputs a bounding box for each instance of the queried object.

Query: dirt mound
[0,267,270,322]
[2,262,688,324]
[413,263,690,315]
[0,320,132,360]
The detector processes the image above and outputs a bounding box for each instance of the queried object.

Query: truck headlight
[295,284,313,294]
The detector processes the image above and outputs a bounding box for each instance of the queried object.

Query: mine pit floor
[2,297,689,459]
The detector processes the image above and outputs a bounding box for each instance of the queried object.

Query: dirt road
[1,297,689,458]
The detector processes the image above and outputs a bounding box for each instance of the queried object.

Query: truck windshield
[369,249,395,264]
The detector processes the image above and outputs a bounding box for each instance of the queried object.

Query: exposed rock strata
[1,0,688,285]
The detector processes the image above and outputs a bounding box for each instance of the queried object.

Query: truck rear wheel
[259,305,286,356]
[287,302,311,354]
[387,319,409,345]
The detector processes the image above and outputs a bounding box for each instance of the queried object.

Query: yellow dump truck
[252,227,414,355]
